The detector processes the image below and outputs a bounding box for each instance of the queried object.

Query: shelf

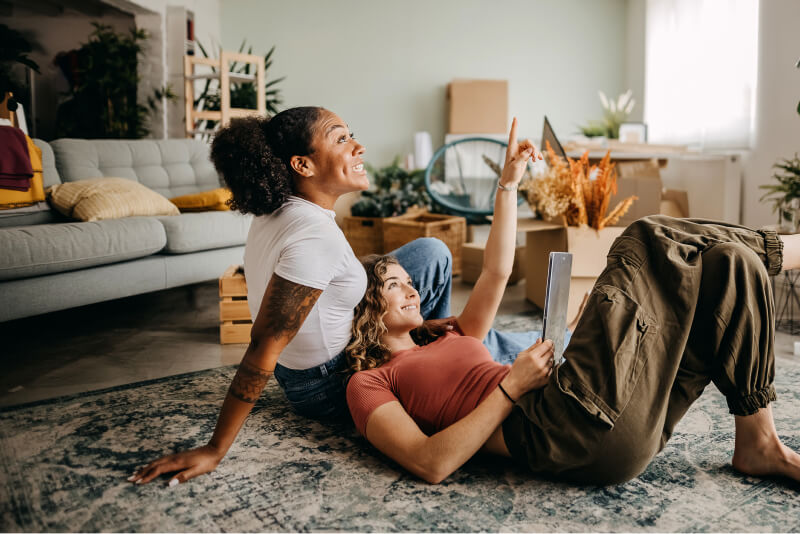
[184,50,265,138]
[185,72,256,83]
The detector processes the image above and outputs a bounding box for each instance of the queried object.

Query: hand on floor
[128,444,224,487]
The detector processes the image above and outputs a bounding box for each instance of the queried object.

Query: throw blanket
[0,125,33,191]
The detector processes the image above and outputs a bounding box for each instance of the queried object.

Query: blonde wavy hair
[345,255,449,374]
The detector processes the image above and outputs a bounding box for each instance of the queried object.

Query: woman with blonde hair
[345,118,800,485]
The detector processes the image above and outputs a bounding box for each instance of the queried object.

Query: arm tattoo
[255,274,323,343]
[228,360,273,403]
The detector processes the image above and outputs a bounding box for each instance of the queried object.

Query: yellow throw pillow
[0,136,45,210]
[170,187,232,212]
[47,177,180,221]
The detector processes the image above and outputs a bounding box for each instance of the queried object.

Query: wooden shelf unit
[184,50,266,137]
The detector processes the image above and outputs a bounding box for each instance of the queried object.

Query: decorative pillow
[47,177,179,221]
[0,136,45,210]
[169,187,232,212]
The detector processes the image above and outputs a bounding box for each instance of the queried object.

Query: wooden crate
[382,212,467,275]
[342,216,384,258]
[219,264,252,344]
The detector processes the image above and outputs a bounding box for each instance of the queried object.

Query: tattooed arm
[129,274,322,486]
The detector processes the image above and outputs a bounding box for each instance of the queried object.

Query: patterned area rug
[2,313,800,532]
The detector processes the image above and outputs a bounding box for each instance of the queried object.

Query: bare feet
[731,405,800,482]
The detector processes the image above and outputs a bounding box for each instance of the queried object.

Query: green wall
[221,0,628,168]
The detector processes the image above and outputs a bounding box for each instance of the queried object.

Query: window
[644,0,759,149]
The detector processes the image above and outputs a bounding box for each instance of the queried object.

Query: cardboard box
[447,79,508,134]
[518,219,624,319]
[461,243,525,285]
[660,189,689,218]
[611,159,663,226]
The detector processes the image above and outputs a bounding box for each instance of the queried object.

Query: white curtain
[644,0,759,149]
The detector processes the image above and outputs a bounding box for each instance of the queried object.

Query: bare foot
[731,406,800,482]
[732,440,800,482]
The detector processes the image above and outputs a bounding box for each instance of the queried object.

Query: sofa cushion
[0,217,167,281]
[0,202,64,228]
[170,187,232,212]
[156,211,251,254]
[48,177,180,221]
[34,139,61,188]
[50,138,221,198]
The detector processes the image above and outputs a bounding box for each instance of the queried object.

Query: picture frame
[619,122,648,144]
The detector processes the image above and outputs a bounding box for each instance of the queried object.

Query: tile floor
[1,275,798,408]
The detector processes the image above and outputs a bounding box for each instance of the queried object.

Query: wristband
[498,383,516,404]
[497,182,517,192]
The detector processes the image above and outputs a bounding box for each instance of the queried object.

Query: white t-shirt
[243,196,367,370]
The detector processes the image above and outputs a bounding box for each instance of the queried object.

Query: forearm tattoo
[228,360,273,403]
[255,274,323,343]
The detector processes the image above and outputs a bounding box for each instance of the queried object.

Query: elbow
[421,469,447,485]
[417,458,451,484]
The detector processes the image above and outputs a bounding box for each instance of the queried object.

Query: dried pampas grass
[519,142,637,230]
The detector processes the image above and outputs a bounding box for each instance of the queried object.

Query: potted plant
[579,90,636,139]
[344,157,431,257]
[759,154,800,233]
[55,23,151,138]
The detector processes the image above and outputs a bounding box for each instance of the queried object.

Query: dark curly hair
[210,106,323,215]
[345,255,449,374]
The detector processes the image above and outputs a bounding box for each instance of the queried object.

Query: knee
[415,237,451,259]
[709,242,767,279]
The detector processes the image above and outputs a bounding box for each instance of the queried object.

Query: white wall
[743,0,800,228]
[220,0,628,169]
[624,0,646,123]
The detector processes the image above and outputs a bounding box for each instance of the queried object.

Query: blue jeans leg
[390,237,452,320]
[273,351,349,420]
[483,328,573,364]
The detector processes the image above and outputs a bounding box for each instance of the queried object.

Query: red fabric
[0,126,33,190]
[346,332,510,436]
[0,178,30,191]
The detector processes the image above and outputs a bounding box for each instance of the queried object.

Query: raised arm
[129,273,321,486]
[457,118,541,340]
[363,339,554,484]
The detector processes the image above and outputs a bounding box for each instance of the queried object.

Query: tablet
[542,252,573,365]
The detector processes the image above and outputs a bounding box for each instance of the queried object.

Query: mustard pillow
[0,136,45,210]
[170,187,232,212]
[47,177,180,221]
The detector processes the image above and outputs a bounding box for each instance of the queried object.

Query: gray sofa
[0,138,251,322]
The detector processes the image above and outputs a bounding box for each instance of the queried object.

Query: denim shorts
[273,350,350,420]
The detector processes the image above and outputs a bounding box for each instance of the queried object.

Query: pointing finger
[507,117,519,153]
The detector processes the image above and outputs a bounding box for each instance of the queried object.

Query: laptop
[541,116,567,161]
[542,251,572,365]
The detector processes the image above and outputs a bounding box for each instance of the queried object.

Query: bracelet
[497,182,517,192]
[498,383,516,404]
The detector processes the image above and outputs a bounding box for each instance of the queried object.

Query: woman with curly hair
[129,107,534,486]
[345,119,800,485]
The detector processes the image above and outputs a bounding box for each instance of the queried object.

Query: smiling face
[304,110,369,196]
[380,263,423,334]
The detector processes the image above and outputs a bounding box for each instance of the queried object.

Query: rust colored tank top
[346,332,510,436]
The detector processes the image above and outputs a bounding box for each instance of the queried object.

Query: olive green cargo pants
[502,215,784,485]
